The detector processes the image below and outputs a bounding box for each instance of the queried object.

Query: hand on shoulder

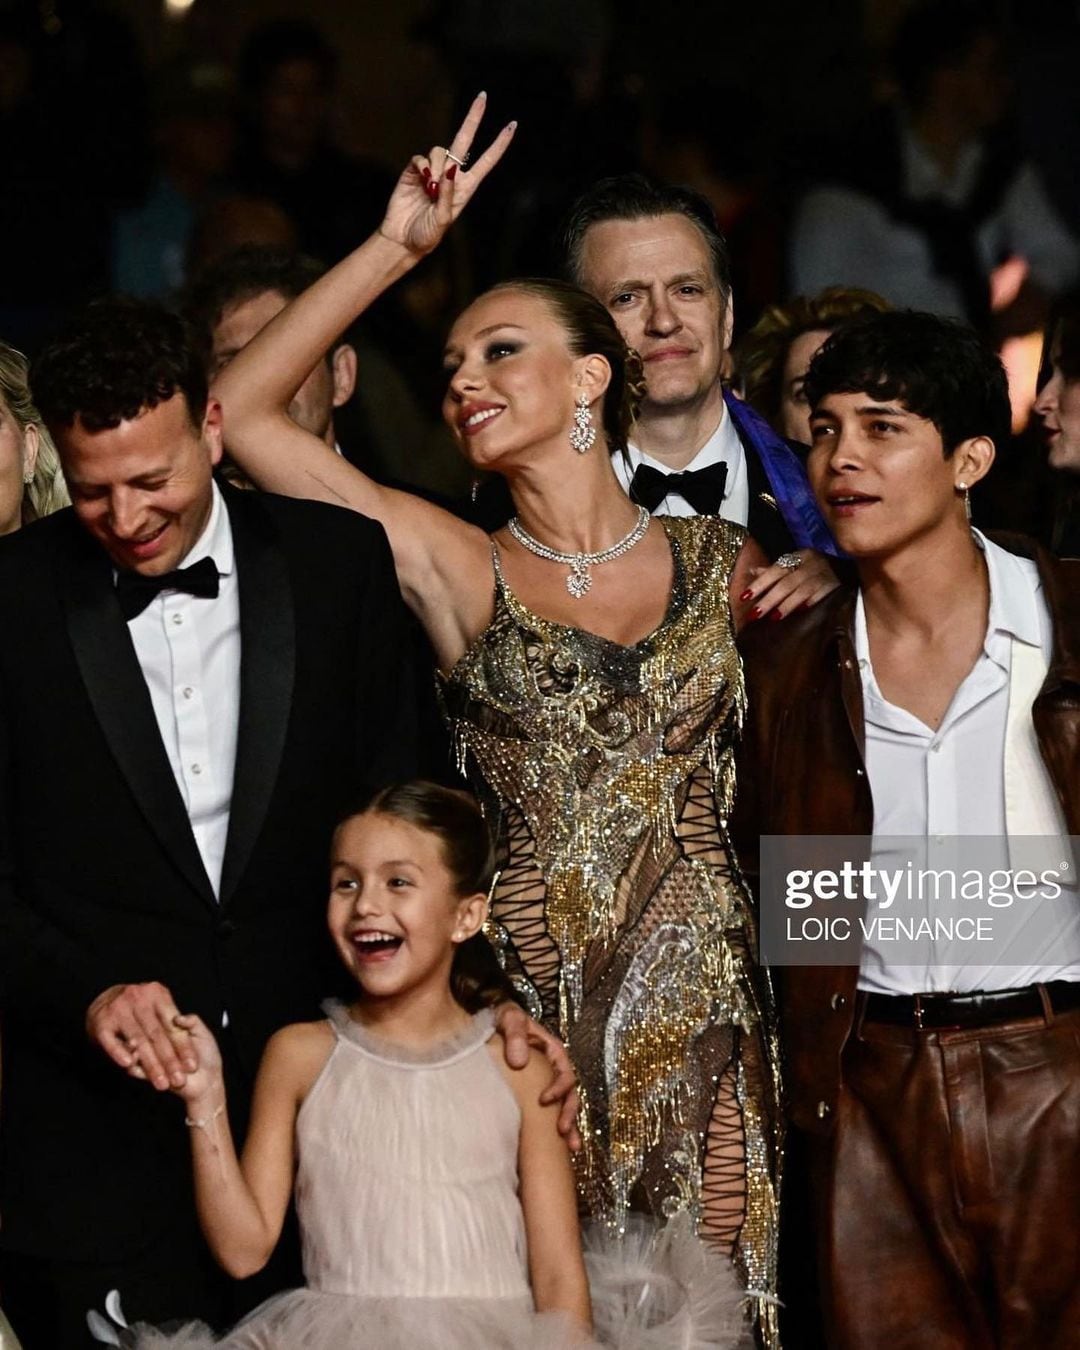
[491,1001,581,1149]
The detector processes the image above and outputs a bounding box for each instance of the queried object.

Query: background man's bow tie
[116,556,220,621]
[629,460,729,515]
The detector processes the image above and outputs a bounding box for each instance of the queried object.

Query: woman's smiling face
[441,289,585,472]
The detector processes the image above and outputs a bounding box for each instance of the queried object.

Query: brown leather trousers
[810,999,1080,1349]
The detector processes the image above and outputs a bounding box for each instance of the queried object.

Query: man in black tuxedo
[562,174,843,619]
[0,298,421,1347]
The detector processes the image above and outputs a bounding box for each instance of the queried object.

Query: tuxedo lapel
[218,490,296,906]
[62,536,217,907]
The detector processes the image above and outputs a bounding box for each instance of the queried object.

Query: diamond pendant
[566,564,592,598]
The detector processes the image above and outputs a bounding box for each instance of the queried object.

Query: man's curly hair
[31,297,208,433]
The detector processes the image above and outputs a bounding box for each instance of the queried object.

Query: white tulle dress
[125,1004,751,1350]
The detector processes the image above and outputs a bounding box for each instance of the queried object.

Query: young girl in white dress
[99,783,748,1349]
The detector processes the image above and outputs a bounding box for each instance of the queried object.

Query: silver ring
[445,151,468,168]
[775,552,803,571]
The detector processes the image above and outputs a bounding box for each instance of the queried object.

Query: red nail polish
[739,589,754,602]
[421,166,431,180]
[749,607,762,620]
[426,181,439,200]
[446,163,457,181]
[770,610,783,621]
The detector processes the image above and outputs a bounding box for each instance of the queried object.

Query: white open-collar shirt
[857,530,1080,993]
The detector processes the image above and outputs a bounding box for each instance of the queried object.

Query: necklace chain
[507,506,651,598]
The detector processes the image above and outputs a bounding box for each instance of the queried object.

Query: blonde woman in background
[0,341,66,1350]
[734,286,890,445]
[0,340,70,535]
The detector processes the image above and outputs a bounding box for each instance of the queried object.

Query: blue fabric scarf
[724,389,841,557]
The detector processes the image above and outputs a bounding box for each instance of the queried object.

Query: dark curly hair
[804,311,1010,458]
[560,173,732,305]
[31,297,207,434]
[336,781,523,1015]
[485,278,645,456]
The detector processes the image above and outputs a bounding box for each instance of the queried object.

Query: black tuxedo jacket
[0,488,417,1261]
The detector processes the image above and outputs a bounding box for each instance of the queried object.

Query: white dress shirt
[125,483,240,897]
[615,399,749,523]
[791,122,1078,318]
[856,532,1080,993]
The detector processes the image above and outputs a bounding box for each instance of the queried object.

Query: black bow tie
[628,460,729,515]
[115,556,220,621]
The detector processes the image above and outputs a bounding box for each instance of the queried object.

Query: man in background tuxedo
[182,245,463,504]
[182,248,452,781]
[563,174,842,619]
[0,297,419,1347]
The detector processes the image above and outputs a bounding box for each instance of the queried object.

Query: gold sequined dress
[439,516,782,1344]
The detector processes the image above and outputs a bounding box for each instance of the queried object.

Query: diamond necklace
[507,505,651,598]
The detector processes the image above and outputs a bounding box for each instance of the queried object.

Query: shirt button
[191,763,202,775]
[856,767,865,777]
[172,613,183,626]
[830,993,847,1011]
[817,1100,831,1119]
[843,658,854,670]
[182,686,194,700]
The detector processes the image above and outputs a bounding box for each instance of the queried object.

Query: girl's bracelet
[185,1102,225,1132]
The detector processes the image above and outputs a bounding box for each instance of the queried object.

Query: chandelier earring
[569,392,597,454]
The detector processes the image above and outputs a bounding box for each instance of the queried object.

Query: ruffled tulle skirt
[586,1217,753,1350]
[0,1306,24,1350]
[101,1218,751,1350]
[129,1292,579,1350]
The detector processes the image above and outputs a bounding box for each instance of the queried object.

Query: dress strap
[490,540,509,593]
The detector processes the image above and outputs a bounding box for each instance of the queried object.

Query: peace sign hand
[379,92,517,258]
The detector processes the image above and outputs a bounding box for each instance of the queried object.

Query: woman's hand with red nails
[380,92,517,259]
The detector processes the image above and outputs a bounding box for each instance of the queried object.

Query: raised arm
[212,95,515,662]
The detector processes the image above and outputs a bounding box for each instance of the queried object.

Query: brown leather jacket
[733,537,1080,1134]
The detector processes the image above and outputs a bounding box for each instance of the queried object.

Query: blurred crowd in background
[2,0,1080,529]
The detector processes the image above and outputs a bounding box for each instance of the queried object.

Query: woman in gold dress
[213,99,782,1340]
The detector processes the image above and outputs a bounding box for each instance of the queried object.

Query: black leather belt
[862,981,1080,1030]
